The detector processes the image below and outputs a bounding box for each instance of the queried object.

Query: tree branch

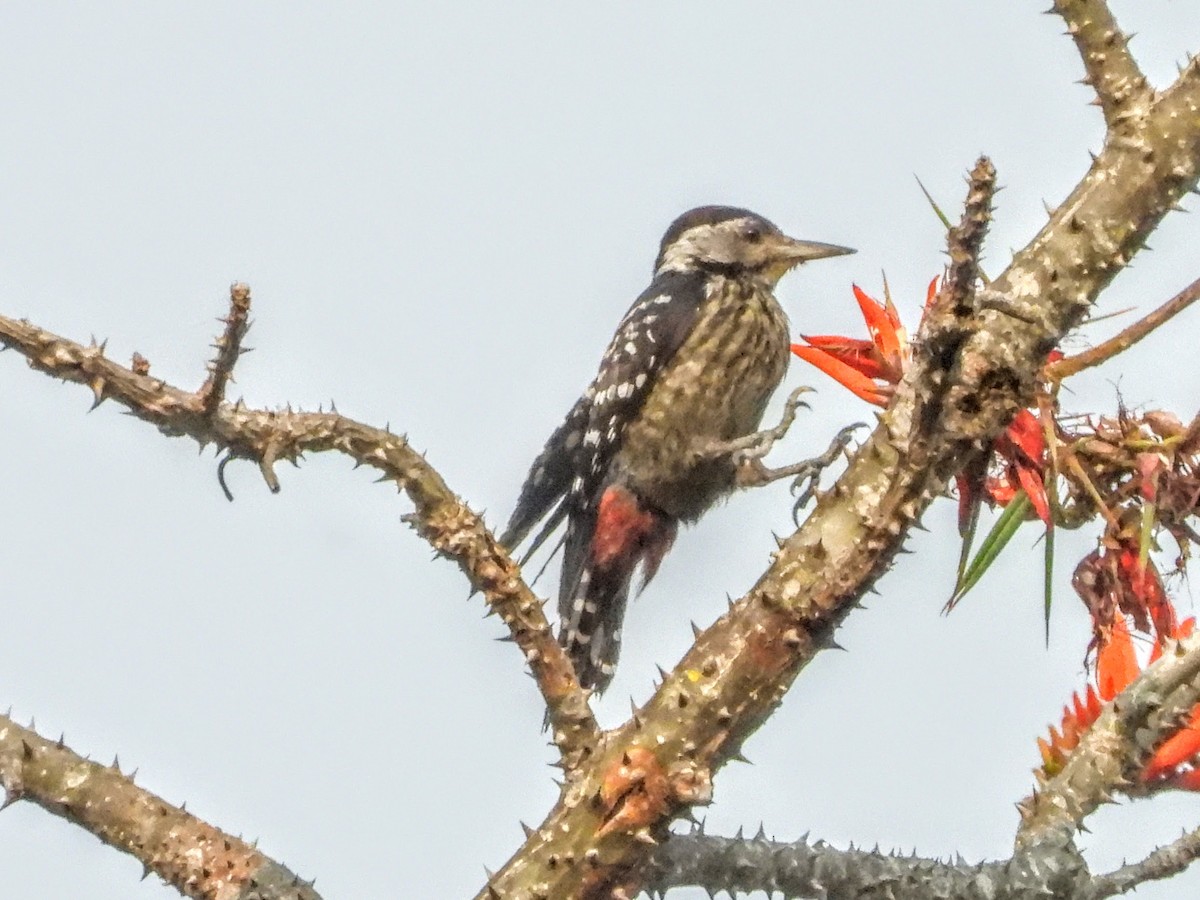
[1046,274,1200,381]
[1085,825,1200,899]
[649,819,1200,900]
[1016,633,1200,849]
[646,829,1089,900]
[940,156,995,317]
[0,298,600,767]
[0,714,320,900]
[1053,0,1152,129]
[195,282,252,417]
[475,25,1200,894]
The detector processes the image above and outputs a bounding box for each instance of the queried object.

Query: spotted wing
[499,393,590,555]
[501,270,708,569]
[556,269,710,605]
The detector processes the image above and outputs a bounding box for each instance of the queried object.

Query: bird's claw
[788,423,865,522]
[702,386,813,469]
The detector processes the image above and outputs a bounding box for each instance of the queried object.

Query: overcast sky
[2,3,1199,898]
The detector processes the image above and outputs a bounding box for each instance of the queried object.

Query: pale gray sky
[2,3,1199,898]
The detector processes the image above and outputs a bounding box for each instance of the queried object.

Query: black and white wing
[500,269,709,563]
[498,393,590,555]
[554,270,709,600]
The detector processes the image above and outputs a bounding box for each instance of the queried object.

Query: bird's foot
[735,423,864,521]
[698,386,812,466]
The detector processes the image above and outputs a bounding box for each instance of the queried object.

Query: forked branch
[0,295,599,767]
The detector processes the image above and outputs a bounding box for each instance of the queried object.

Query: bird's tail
[558,484,677,693]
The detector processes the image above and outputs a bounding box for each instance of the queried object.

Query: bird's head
[654,205,854,286]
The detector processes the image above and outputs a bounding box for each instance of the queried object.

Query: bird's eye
[742,225,763,243]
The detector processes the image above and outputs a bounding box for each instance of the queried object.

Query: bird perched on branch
[501,206,853,692]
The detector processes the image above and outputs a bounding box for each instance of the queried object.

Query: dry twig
[195,282,253,416]
[1047,275,1200,381]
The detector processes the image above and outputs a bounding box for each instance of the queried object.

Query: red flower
[791,279,1053,526]
[975,408,1053,528]
[1046,543,1194,790]
[1072,540,1177,652]
[1038,683,1103,779]
[790,280,925,406]
[1041,615,1200,791]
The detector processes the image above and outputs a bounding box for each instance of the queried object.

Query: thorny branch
[648,814,1200,900]
[0,1,1197,898]
[1054,0,1152,130]
[1046,274,1200,381]
[1084,824,1200,899]
[938,157,995,319]
[1017,633,1200,849]
[0,714,321,900]
[195,282,252,417]
[0,291,599,759]
[646,828,1085,900]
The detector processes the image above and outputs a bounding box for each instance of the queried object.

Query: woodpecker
[501,206,853,692]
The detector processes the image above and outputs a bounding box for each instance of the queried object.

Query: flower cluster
[791,280,1054,531]
[1039,614,1199,790]
[791,279,1200,792]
